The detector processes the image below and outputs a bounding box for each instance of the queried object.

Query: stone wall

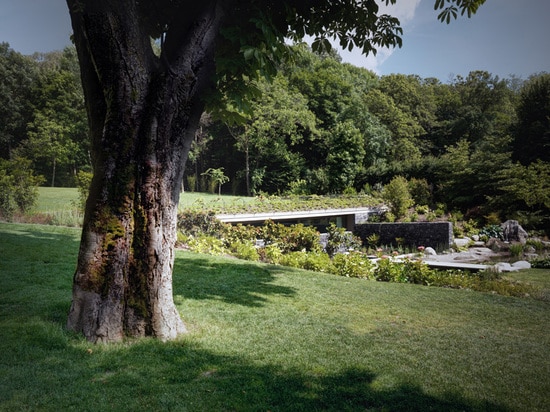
[354,222,453,251]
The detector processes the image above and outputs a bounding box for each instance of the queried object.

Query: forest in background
[0,42,548,232]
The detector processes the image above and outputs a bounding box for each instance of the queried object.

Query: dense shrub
[260,220,321,253]
[74,170,93,212]
[230,240,260,261]
[531,256,550,269]
[0,157,44,220]
[330,252,373,278]
[279,251,333,272]
[178,210,228,238]
[373,258,410,283]
[182,234,227,255]
[325,222,362,257]
[479,224,503,241]
[408,178,431,206]
[258,244,284,264]
[382,176,414,219]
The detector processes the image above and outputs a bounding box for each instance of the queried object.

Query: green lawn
[35,187,80,213]
[1,222,549,411]
[34,187,259,214]
[29,187,256,226]
[32,187,379,222]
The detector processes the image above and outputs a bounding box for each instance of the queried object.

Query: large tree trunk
[65,0,226,342]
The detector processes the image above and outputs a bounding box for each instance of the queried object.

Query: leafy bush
[459,219,479,238]
[415,205,429,215]
[184,234,227,255]
[286,179,310,195]
[302,252,333,272]
[278,250,333,272]
[366,233,380,249]
[373,258,409,283]
[74,170,93,212]
[383,211,396,222]
[258,244,284,264]
[382,176,414,219]
[479,224,503,240]
[230,240,260,261]
[0,170,16,219]
[260,221,321,253]
[222,223,259,246]
[531,257,550,269]
[278,251,309,269]
[178,210,228,238]
[325,222,362,258]
[0,157,44,220]
[402,259,436,285]
[330,252,373,278]
[408,178,431,206]
[525,239,546,252]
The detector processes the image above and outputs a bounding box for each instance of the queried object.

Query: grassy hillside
[1,222,549,411]
[33,187,256,213]
[32,187,380,223]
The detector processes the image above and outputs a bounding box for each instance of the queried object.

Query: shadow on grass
[173,253,296,307]
[78,339,509,411]
[0,332,510,411]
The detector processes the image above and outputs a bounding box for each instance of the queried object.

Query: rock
[454,238,471,248]
[486,237,508,252]
[501,220,528,244]
[471,247,495,256]
[424,247,437,256]
[511,260,531,270]
[494,262,516,272]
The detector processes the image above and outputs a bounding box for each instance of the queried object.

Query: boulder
[454,237,471,248]
[501,220,528,244]
[486,237,508,252]
[494,262,516,272]
[511,260,531,270]
[424,247,437,256]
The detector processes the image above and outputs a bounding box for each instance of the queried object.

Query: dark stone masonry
[354,222,453,252]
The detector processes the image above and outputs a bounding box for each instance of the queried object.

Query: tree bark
[65,0,226,342]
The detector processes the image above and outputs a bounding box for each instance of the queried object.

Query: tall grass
[1,222,549,411]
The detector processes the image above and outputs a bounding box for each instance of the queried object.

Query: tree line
[1,42,549,231]
[187,45,549,231]
[0,43,88,187]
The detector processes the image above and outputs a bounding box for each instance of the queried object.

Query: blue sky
[0,0,548,82]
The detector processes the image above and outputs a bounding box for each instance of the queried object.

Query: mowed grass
[1,222,549,411]
[28,188,256,226]
[34,187,257,214]
[35,187,80,213]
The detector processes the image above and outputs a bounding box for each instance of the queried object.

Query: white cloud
[339,0,422,73]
